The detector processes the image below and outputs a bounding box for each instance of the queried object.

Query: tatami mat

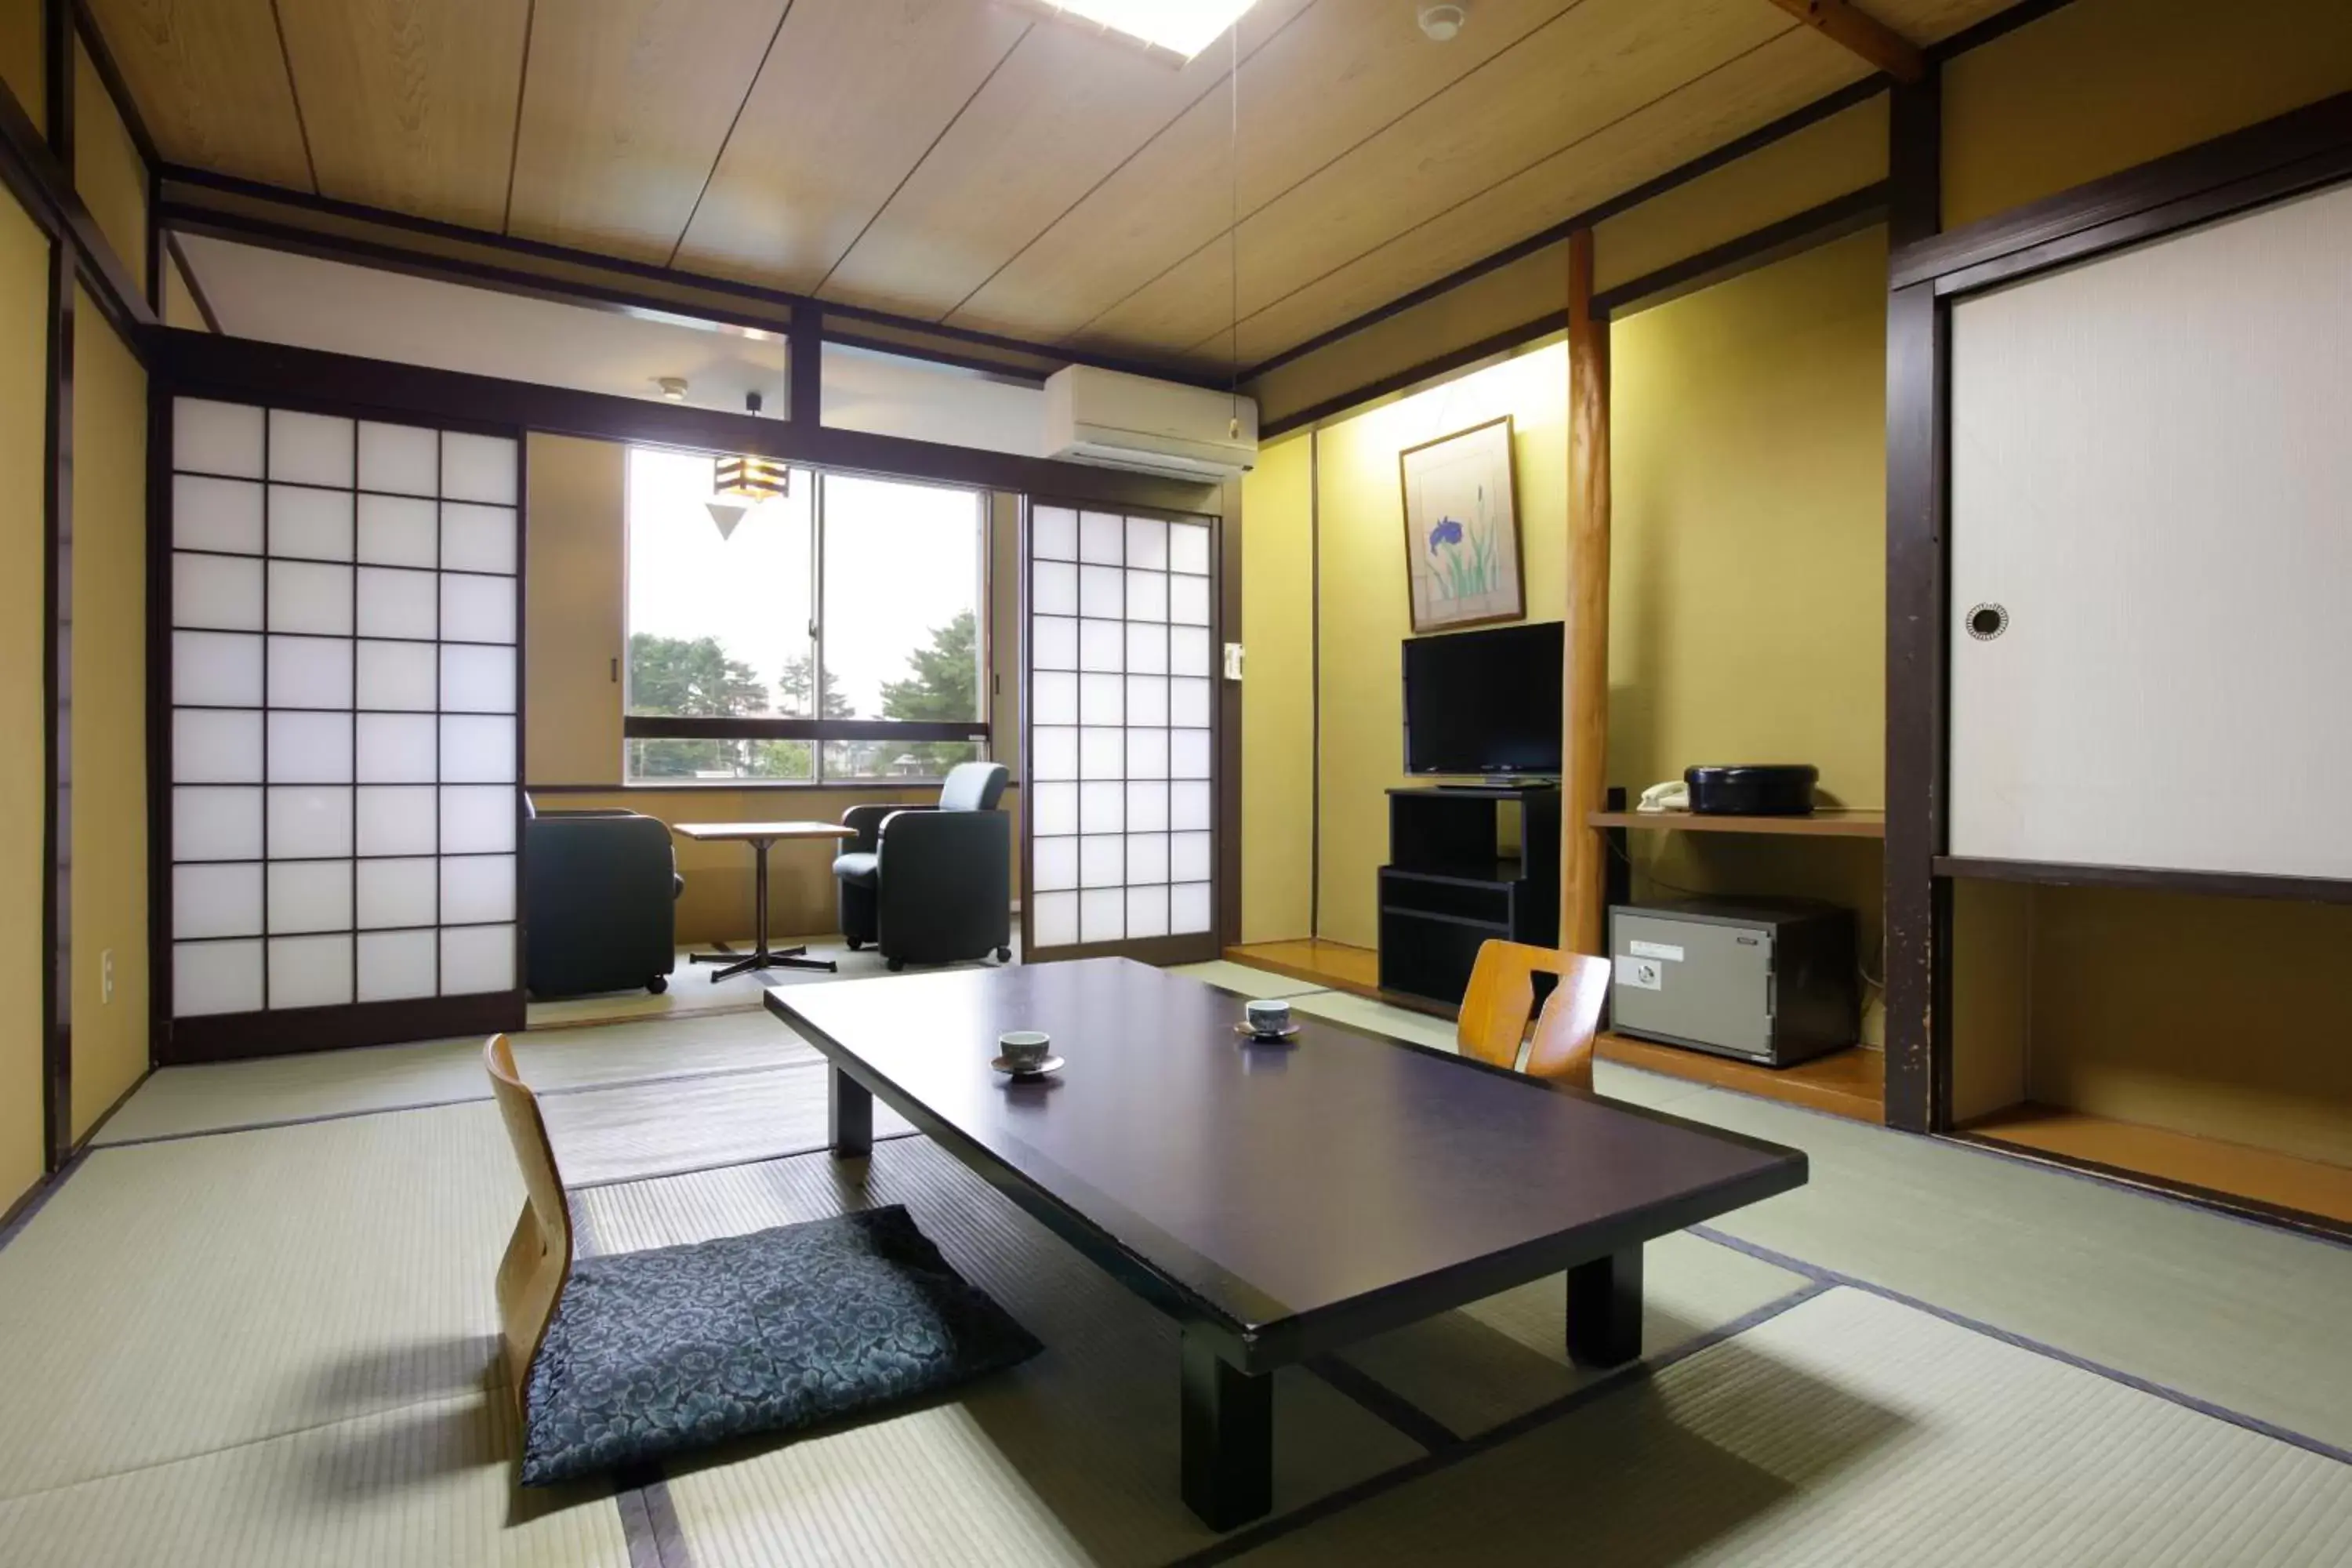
[1232,1287,2352,1566]
[582,1140,1427,1563]
[0,1392,626,1568]
[1651,1081,2352,1453]
[0,1102,516,1498]
[1334,1232,1810,1437]
[526,935,1025,1030]
[541,1062,914,1188]
[1163,961,1333,1000]
[93,1008,811,1145]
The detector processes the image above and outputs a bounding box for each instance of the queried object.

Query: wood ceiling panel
[670,0,1030,293]
[1185,25,1865,365]
[1869,0,2024,42]
[1078,0,1796,356]
[946,0,1588,342]
[81,0,312,188]
[505,0,788,263]
[274,0,532,230]
[816,0,1315,321]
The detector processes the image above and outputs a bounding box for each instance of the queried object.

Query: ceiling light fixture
[713,454,789,506]
[1418,4,1465,42]
[1035,1,1260,60]
[656,376,688,401]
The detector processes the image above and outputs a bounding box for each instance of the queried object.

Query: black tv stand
[1377,785,1560,1008]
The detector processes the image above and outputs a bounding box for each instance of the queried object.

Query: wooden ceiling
[89,0,2018,372]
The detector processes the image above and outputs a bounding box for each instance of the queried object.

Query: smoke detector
[655,376,688,402]
[1418,4,1465,41]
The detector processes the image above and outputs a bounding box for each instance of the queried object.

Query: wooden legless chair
[486,1034,571,1417]
[1457,940,1610,1091]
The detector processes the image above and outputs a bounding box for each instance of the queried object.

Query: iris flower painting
[1398,416,1524,633]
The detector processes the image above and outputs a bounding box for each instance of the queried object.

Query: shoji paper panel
[169,398,521,1016]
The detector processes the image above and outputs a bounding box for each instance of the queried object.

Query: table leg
[695,837,838,978]
[1180,1330,1272,1530]
[829,1066,872,1157]
[1566,1244,1644,1367]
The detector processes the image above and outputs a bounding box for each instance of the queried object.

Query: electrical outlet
[102,949,114,1004]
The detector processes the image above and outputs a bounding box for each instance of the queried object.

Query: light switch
[1222,641,1244,681]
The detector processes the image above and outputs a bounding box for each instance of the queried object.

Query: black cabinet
[1377,786,1560,1007]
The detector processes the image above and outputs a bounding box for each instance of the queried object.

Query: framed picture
[1396,416,1524,633]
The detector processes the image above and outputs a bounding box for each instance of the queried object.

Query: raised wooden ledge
[1597,1032,1886,1124]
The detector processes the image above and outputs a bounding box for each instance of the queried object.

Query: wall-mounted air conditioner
[1042,365,1258,481]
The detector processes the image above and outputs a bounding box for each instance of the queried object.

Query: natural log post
[1561,228,1610,956]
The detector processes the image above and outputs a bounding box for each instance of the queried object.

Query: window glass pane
[822,474,982,724]
[625,447,815,722]
[626,736,815,782]
[819,739,982,783]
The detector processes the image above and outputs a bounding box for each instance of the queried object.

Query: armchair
[833,762,1012,971]
[522,798,681,998]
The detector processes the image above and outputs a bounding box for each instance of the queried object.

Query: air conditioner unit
[1043,365,1258,481]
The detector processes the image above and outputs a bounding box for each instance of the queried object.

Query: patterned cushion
[520,1205,1040,1486]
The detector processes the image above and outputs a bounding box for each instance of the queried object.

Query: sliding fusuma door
[1023,503,1222,964]
[164,397,524,1059]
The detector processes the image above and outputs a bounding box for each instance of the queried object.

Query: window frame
[619,449,992,786]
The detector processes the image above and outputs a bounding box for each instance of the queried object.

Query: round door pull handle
[1966,602,2008,641]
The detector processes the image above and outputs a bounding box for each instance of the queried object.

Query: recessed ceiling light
[1418,5,1465,42]
[1036,1,1260,60]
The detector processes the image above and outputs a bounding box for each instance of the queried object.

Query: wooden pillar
[1560,229,1610,956]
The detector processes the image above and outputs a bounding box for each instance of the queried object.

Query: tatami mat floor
[2,957,2345,1566]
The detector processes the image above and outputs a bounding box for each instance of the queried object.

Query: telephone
[1636,780,1690,814]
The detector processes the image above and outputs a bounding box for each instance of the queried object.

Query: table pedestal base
[689,945,837,980]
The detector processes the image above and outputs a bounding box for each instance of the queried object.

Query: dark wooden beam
[0,42,153,339]
[40,0,74,1170]
[1763,0,1924,82]
[1882,71,1944,1137]
[147,327,1224,517]
[789,302,822,426]
[156,163,1226,392]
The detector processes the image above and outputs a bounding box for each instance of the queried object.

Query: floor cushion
[521,1204,1041,1486]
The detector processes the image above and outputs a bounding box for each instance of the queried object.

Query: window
[622,448,986,783]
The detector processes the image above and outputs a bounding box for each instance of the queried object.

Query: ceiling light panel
[1034,1,1259,60]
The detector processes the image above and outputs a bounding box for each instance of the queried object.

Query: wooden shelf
[1595,1032,1885,1123]
[1589,808,1885,838]
[1959,1103,2352,1232]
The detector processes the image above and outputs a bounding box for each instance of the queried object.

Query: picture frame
[1396,415,1524,633]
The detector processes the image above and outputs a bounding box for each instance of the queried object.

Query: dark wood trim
[148,327,1224,515]
[1015,497,1034,961]
[1935,856,2352,906]
[622,715,986,743]
[1922,0,2080,63]
[1881,71,1945,1138]
[1260,187,1891,442]
[1591,183,1889,318]
[524,779,1022,797]
[160,993,529,1065]
[1945,1131,2352,1247]
[789,303,822,426]
[1259,314,1565,441]
[143,370,171,1083]
[39,0,74,1169]
[1244,77,1891,385]
[156,162,1225,391]
[70,0,160,169]
[827,329,1047,387]
[160,201,801,341]
[1891,89,2352,293]
[0,43,153,342]
[162,233,223,332]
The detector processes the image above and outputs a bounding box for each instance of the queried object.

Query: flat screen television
[1403,621,1564,777]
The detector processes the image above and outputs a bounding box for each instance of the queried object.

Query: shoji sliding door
[165,397,524,1058]
[1024,503,1221,963]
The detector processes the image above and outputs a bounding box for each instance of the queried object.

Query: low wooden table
[764,958,1808,1529]
[671,820,856,980]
